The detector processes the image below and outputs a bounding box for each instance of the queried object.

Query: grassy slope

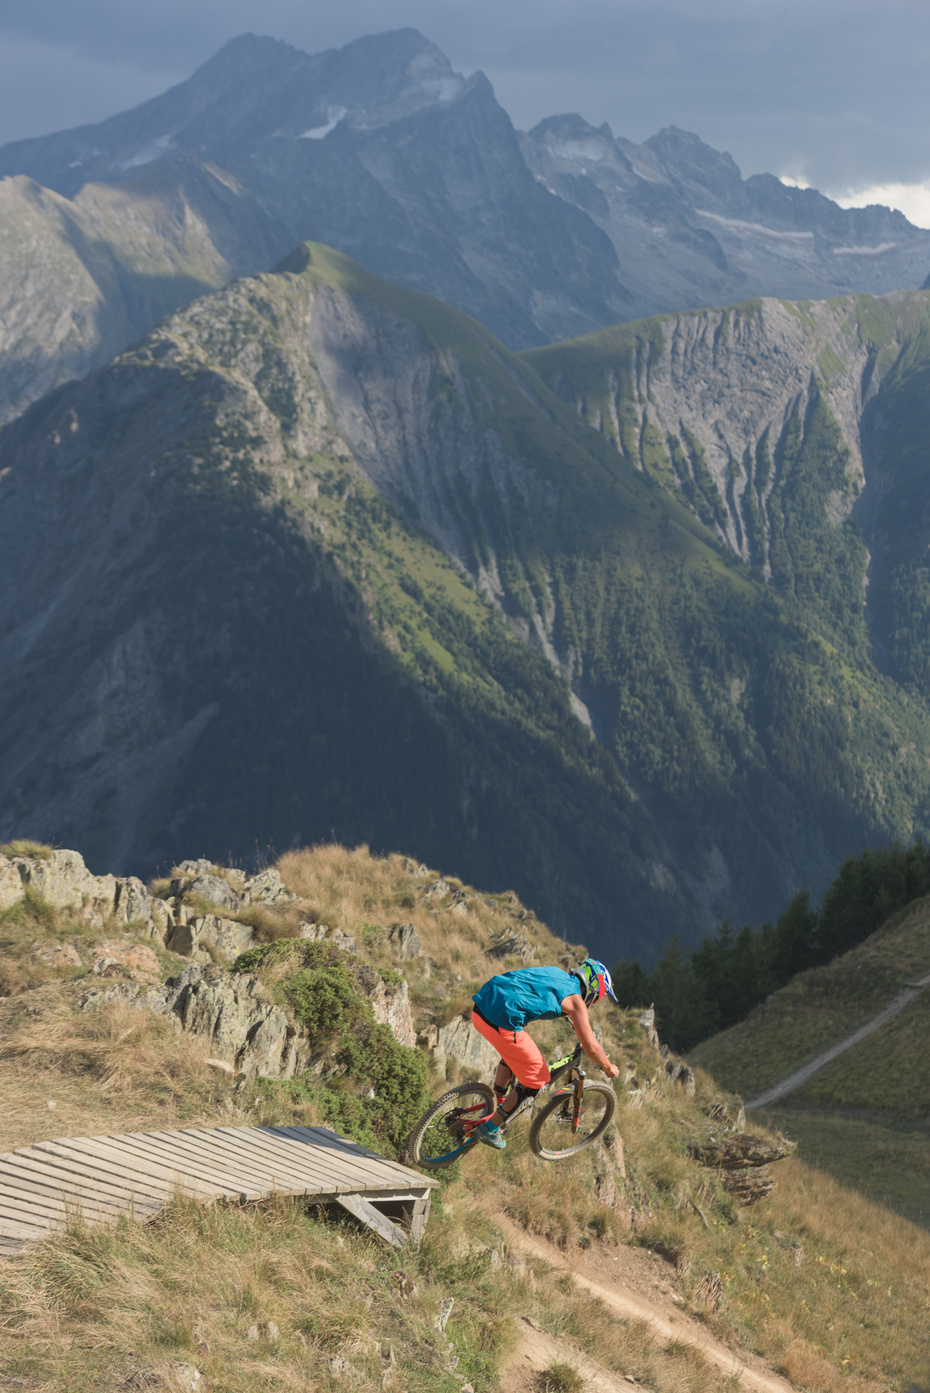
[690,898,930,1225]
[1,847,930,1391]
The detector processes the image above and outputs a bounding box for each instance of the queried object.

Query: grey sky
[2,0,929,200]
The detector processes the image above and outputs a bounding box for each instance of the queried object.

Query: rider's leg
[493,1061,514,1107]
[471,1012,551,1130]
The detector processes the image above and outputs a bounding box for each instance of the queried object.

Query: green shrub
[238,938,428,1155]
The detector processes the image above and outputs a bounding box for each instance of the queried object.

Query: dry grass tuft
[1,838,53,859]
[0,991,249,1149]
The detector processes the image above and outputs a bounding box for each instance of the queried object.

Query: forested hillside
[4,248,930,958]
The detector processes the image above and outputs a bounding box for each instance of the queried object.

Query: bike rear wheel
[405,1082,495,1168]
[528,1081,616,1160]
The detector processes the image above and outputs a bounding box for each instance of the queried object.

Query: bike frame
[447,1041,588,1158]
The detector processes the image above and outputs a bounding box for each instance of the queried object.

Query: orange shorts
[471,1010,552,1090]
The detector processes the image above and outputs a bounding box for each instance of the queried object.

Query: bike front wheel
[405,1081,495,1169]
[528,1081,616,1160]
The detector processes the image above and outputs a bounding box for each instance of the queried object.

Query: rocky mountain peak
[645,124,745,207]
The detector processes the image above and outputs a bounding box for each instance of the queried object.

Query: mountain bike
[405,1041,616,1167]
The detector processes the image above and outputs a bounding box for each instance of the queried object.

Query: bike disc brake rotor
[420,1091,489,1162]
[538,1088,611,1154]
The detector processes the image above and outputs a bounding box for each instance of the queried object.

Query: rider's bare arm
[561,994,620,1078]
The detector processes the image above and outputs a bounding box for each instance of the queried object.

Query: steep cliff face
[524,291,930,640]
[3,245,930,956]
[0,160,290,425]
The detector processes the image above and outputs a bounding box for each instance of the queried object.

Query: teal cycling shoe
[474,1120,506,1150]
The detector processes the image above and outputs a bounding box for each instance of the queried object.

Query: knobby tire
[528,1080,616,1160]
[406,1081,495,1168]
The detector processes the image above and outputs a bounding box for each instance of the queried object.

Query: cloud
[831,183,930,232]
[1,0,930,194]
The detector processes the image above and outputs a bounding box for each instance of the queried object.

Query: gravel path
[746,971,930,1110]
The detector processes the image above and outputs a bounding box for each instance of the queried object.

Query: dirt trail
[746,970,930,1109]
[502,1314,636,1392]
[499,1218,795,1393]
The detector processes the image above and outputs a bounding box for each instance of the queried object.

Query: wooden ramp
[0,1124,436,1257]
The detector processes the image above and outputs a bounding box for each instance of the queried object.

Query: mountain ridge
[1,28,929,428]
[5,244,930,956]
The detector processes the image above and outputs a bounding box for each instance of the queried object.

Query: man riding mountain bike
[470,957,620,1149]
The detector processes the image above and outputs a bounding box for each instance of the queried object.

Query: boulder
[296,921,357,952]
[367,974,416,1048]
[639,1005,660,1050]
[689,1132,796,1170]
[430,1012,498,1078]
[114,876,158,935]
[0,856,24,910]
[419,879,452,903]
[487,933,536,964]
[13,848,119,924]
[389,923,422,959]
[150,898,173,941]
[722,1169,777,1205]
[182,873,241,911]
[93,939,161,979]
[166,915,255,965]
[297,921,330,940]
[240,868,294,906]
[664,1059,696,1095]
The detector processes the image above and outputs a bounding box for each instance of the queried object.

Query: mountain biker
[469,957,620,1149]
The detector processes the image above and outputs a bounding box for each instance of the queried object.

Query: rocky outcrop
[689,1133,797,1169]
[388,923,422,960]
[0,848,166,933]
[421,1012,499,1079]
[487,933,537,965]
[367,975,416,1049]
[0,848,310,967]
[165,915,256,965]
[82,948,418,1073]
[688,1131,796,1208]
[82,963,312,1081]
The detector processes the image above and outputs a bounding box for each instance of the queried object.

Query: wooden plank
[234,1124,382,1184]
[0,1166,138,1217]
[125,1132,287,1194]
[28,1143,176,1203]
[0,1211,49,1241]
[287,1124,385,1159]
[174,1128,338,1191]
[0,1156,161,1215]
[264,1126,411,1188]
[0,1175,130,1231]
[0,1185,73,1224]
[149,1129,338,1193]
[410,1194,431,1248]
[336,1193,407,1249]
[208,1128,359,1194]
[0,1201,53,1234]
[40,1139,245,1202]
[96,1134,262,1196]
[99,1134,265,1199]
[291,1126,436,1187]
